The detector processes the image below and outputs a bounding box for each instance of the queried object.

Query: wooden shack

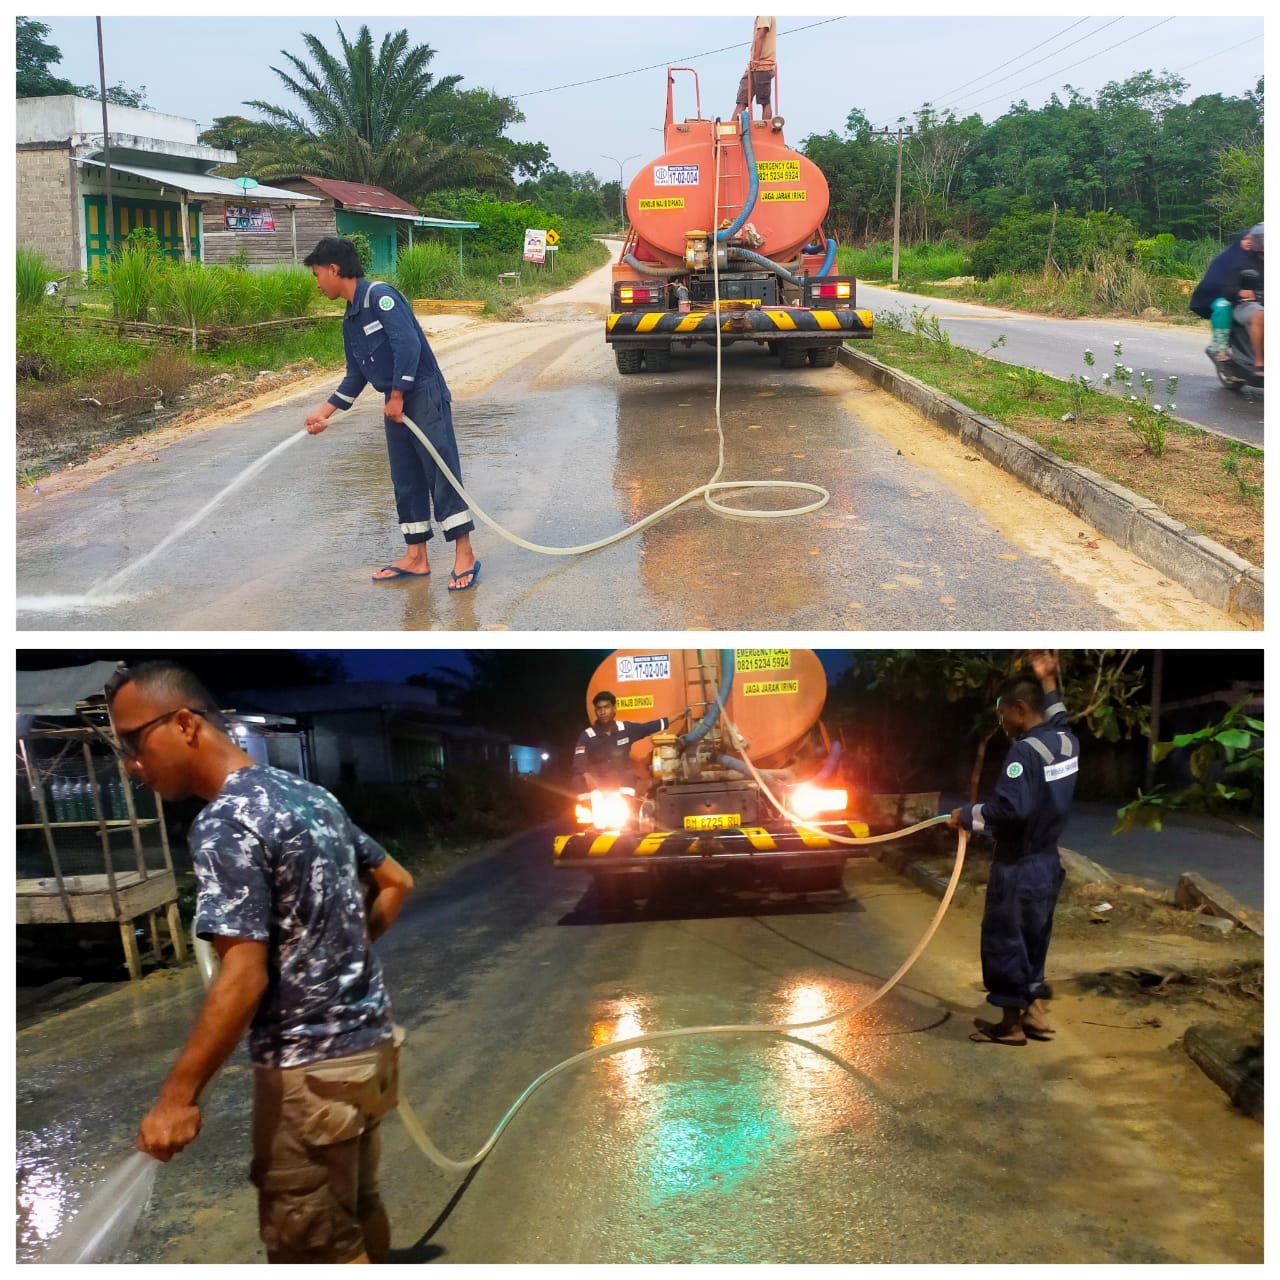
[16,662,186,982]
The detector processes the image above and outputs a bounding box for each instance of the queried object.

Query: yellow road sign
[546,229,560,245]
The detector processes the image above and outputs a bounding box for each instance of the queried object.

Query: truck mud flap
[553,821,871,868]
[606,307,873,342]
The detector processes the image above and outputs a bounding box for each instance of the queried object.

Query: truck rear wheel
[809,345,839,367]
[644,346,672,372]
[779,345,809,369]
[615,348,643,374]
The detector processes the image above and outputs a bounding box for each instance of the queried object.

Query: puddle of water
[16,595,132,612]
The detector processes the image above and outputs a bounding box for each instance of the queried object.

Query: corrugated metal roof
[17,662,121,717]
[296,175,418,213]
[75,159,320,201]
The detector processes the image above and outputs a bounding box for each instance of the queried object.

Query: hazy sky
[34,5,1265,184]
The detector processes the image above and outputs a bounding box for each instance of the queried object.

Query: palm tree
[240,23,518,198]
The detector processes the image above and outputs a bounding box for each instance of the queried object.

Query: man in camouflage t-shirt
[108,661,415,1264]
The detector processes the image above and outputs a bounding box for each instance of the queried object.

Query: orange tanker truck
[605,62,873,375]
[554,648,870,906]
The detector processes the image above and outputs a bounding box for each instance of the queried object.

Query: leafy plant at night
[1114,703,1263,833]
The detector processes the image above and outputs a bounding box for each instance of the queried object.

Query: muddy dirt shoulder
[15,314,492,505]
[891,837,1264,1041]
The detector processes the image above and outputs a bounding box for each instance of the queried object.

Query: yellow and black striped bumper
[553,821,872,867]
[606,307,873,341]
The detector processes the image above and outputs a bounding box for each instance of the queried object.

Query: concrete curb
[838,345,1263,626]
[1183,1023,1264,1119]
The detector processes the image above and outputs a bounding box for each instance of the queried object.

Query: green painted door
[83,196,201,274]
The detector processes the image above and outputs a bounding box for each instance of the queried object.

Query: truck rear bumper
[553,821,871,868]
[606,307,873,344]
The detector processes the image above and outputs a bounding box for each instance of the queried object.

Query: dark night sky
[16,647,1262,698]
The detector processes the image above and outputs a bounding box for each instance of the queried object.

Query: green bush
[395,241,464,298]
[217,265,265,324]
[839,239,970,282]
[156,262,226,330]
[253,265,317,320]
[108,242,162,321]
[17,248,56,312]
[971,208,1140,279]
[344,231,375,275]
[16,315,150,381]
[419,193,593,256]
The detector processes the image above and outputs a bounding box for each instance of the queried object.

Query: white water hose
[390,111,830,555]
[45,813,965,1259]
[24,131,832,617]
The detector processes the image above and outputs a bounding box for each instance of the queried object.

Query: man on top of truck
[734,15,777,122]
[572,691,673,792]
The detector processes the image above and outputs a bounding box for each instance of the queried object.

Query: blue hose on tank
[812,740,844,782]
[818,232,838,276]
[680,649,736,749]
[715,110,759,243]
[727,247,805,286]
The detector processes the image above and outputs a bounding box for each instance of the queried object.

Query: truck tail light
[618,285,661,307]
[789,784,849,819]
[813,282,851,300]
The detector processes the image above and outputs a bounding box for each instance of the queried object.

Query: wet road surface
[859,283,1265,447]
[16,297,1238,631]
[17,831,1262,1264]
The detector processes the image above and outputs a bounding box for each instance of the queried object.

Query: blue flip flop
[448,560,481,592]
[373,565,430,581]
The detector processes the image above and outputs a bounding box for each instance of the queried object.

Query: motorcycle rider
[1191,223,1264,376]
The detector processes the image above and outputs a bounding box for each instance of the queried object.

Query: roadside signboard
[523,228,547,263]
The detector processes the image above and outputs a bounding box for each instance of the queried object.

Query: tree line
[19,20,1264,248]
[803,71,1264,247]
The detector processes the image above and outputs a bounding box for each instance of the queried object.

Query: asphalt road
[17,830,1263,1264]
[857,283,1264,447]
[15,275,1242,631]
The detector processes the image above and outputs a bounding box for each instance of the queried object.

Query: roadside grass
[901,268,1198,322]
[16,320,345,475]
[862,320,1264,565]
[17,240,608,479]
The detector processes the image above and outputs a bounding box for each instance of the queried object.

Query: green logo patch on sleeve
[378,294,395,312]
[1006,761,1024,779]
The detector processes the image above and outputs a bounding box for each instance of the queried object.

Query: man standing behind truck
[949,651,1078,1047]
[573,690,674,792]
[734,16,778,122]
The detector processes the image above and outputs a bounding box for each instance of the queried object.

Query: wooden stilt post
[166,900,188,963]
[119,918,143,982]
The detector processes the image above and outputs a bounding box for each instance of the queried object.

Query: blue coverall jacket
[326,278,473,545]
[573,717,671,790]
[957,687,1079,1008]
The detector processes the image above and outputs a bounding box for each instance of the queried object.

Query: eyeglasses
[115,707,210,759]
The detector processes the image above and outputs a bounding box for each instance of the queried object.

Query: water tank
[627,118,830,268]
[586,649,827,770]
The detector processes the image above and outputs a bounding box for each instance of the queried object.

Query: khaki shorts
[735,69,773,109]
[250,1039,399,1264]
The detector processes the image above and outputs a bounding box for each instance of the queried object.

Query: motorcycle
[1207,269,1263,393]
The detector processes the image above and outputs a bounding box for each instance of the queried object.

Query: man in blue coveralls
[573,690,675,792]
[949,651,1078,1046]
[303,237,480,590]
